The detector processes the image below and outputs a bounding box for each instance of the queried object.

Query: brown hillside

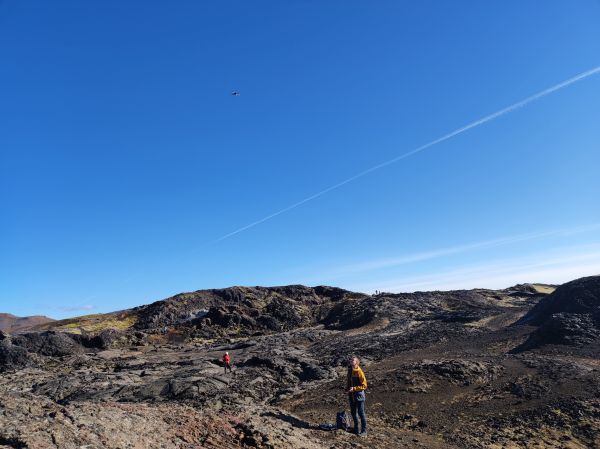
[0,313,55,333]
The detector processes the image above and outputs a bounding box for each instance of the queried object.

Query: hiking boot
[358,431,368,437]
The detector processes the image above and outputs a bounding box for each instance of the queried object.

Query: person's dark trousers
[224,364,232,374]
[349,397,367,434]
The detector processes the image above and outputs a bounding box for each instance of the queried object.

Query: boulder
[0,339,34,371]
[11,331,83,357]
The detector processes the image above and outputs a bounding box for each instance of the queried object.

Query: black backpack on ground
[336,410,350,431]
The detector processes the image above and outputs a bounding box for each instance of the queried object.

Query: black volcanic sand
[1,278,600,448]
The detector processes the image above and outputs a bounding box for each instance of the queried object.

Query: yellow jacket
[347,366,368,392]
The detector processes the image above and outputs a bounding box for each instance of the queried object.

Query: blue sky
[1,1,599,319]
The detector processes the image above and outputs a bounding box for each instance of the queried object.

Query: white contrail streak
[213,66,600,243]
[328,222,600,276]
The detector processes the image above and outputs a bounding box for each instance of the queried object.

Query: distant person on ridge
[347,356,368,436]
[222,351,232,374]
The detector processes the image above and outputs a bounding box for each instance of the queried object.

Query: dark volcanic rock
[70,329,121,350]
[522,276,600,325]
[321,297,378,330]
[397,359,503,388]
[538,313,600,345]
[506,375,550,399]
[516,275,600,350]
[134,285,364,337]
[265,297,303,329]
[0,339,34,371]
[11,331,83,357]
[425,359,503,385]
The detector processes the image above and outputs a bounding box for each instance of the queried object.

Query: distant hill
[27,285,361,336]
[0,313,55,333]
[30,312,137,335]
[24,282,555,341]
[22,283,557,337]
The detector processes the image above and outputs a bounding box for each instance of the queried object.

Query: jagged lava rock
[517,275,600,349]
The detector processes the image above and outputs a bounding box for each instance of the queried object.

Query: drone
[231,91,240,96]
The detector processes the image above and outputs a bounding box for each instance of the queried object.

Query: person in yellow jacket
[347,356,368,436]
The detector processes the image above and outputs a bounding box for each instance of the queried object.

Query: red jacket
[223,354,231,365]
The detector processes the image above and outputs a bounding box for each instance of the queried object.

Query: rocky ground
[1,277,600,448]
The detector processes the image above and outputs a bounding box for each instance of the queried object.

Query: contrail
[73,66,600,310]
[331,222,600,276]
[214,65,600,243]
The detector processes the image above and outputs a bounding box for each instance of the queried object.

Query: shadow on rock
[261,411,312,429]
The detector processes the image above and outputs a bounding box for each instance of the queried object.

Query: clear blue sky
[1,1,600,319]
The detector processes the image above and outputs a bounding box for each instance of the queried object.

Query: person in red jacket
[222,351,232,374]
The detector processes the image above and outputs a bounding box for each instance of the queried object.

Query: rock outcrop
[516,275,600,349]
[134,285,366,336]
